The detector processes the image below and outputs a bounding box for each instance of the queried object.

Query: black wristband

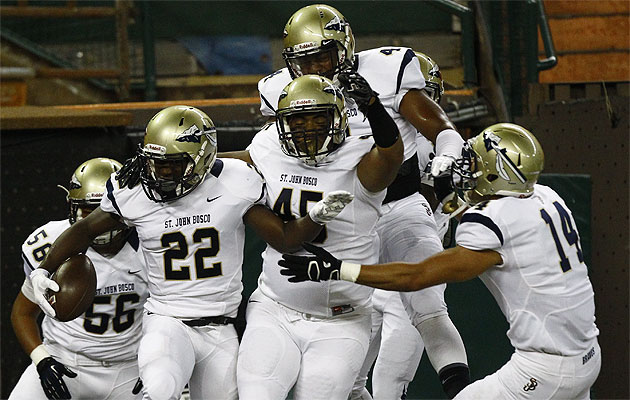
[439,363,471,399]
[366,98,399,148]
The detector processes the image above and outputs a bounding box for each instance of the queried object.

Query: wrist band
[30,344,50,366]
[435,128,464,157]
[30,269,50,279]
[340,261,361,282]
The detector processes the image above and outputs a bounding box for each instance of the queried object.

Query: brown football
[46,254,97,322]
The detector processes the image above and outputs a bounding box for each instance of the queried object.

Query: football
[46,254,97,322]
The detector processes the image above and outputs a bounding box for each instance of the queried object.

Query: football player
[253,5,470,398]
[27,106,354,400]
[10,158,149,400]
[230,73,402,400]
[354,51,450,400]
[279,123,602,400]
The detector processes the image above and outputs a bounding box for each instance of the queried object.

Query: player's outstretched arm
[400,89,464,177]
[11,292,77,399]
[280,244,501,291]
[244,191,353,253]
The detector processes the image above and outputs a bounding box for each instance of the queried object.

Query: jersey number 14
[540,201,584,272]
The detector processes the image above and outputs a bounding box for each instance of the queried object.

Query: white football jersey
[21,220,148,362]
[258,46,425,161]
[456,184,599,355]
[100,158,265,318]
[248,124,384,317]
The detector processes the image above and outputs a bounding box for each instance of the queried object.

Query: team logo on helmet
[69,174,82,190]
[176,125,205,143]
[482,131,526,183]
[324,15,345,32]
[323,83,343,99]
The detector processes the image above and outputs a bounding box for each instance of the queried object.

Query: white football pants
[9,342,140,400]
[455,340,601,399]
[353,193,466,398]
[138,312,238,400]
[237,289,371,400]
[351,290,424,400]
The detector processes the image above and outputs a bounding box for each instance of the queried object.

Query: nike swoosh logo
[207,196,222,203]
[128,270,142,275]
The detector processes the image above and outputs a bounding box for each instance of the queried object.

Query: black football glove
[36,356,77,400]
[132,378,143,395]
[116,155,142,189]
[279,243,342,282]
[337,69,379,116]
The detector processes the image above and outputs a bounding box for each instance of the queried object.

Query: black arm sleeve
[366,99,400,148]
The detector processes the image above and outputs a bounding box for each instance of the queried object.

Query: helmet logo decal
[293,42,318,51]
[85,192,104,201]
[483,131,526,184]
[324,15,344,32]
[290,99,317,107]
[69,174,81,190]
[323,83,343,99]
[176,125,205,143]
[145,143,166,155]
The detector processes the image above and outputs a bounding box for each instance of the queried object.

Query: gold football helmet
[140,105,217,202]
[453,123,545,203]
[415,52,444,104]
[276,75,348,166]
[65,157,126,247]
[282,4,355,80]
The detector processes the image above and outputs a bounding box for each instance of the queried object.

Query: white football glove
[309,190,354,225]
[430,154,457,177]
[29,269,58,318]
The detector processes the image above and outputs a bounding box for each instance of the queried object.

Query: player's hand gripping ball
[45,254,97,322]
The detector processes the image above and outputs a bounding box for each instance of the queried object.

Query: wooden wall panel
[544,0,630,16]
[539,16,629,52]
[539,52,630,83]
